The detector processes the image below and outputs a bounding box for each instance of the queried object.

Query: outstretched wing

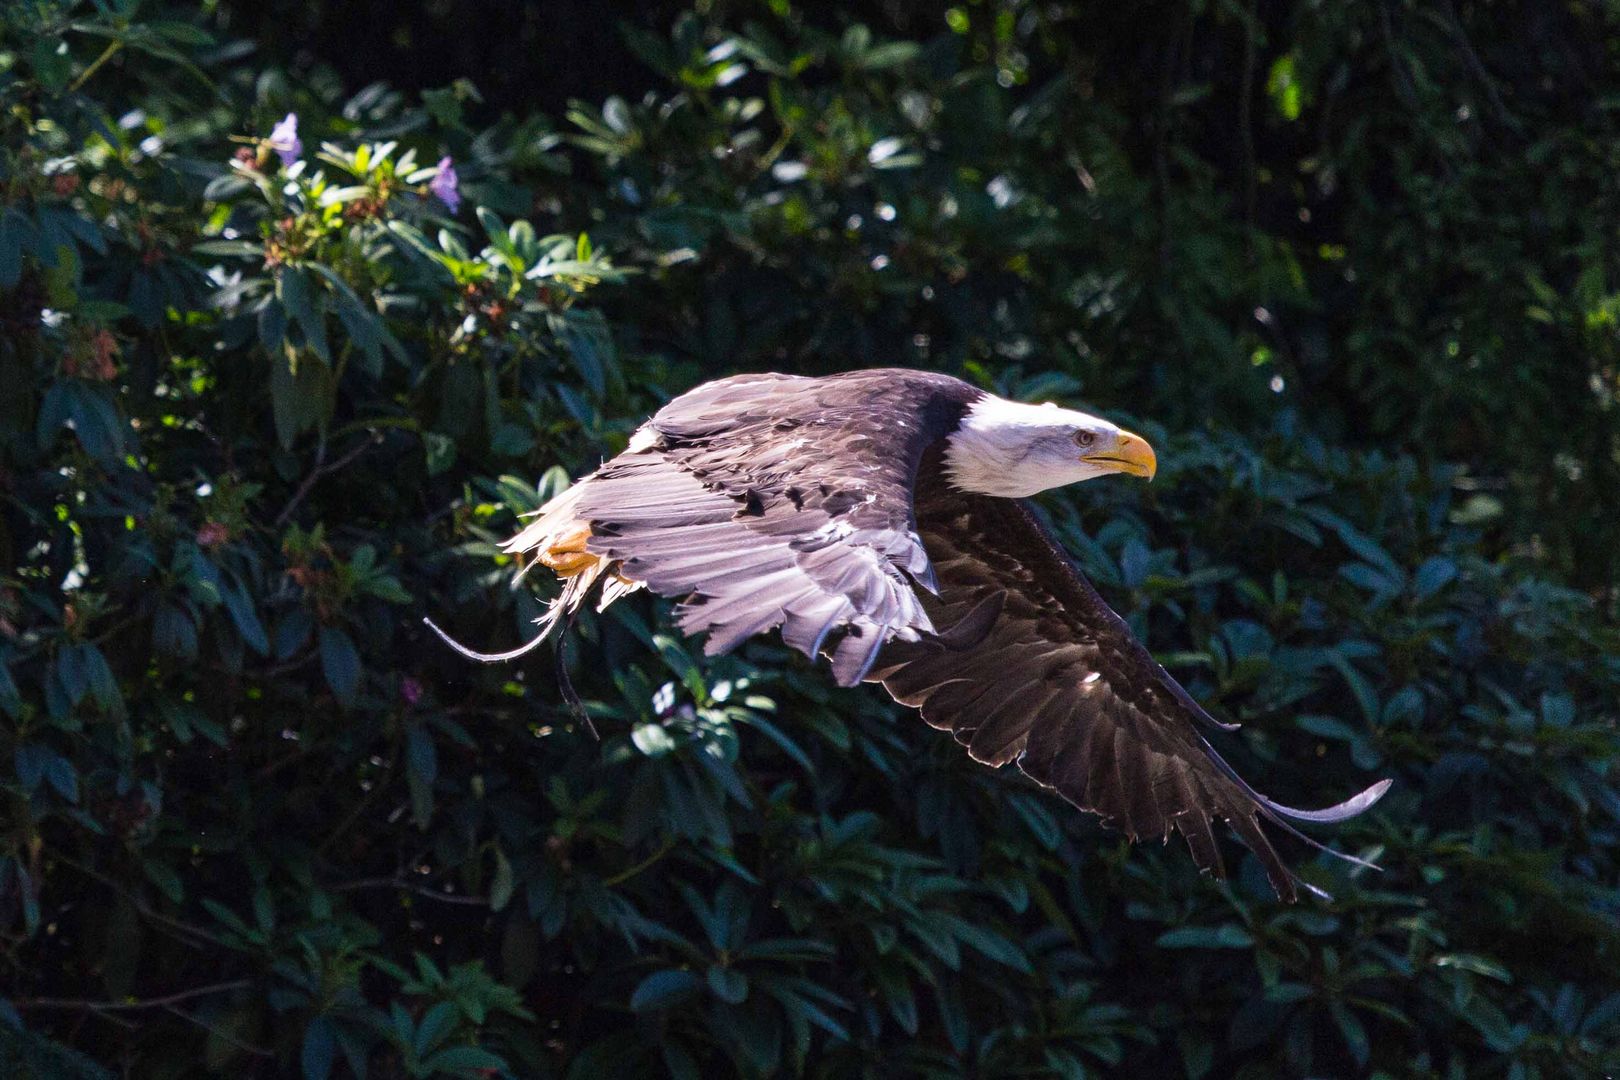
[869,472,1390,901]
[518,369,978,684]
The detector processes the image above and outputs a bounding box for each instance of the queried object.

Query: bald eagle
[430,369,1389,900]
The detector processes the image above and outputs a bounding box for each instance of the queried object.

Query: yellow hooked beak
[1083,429,1157,481]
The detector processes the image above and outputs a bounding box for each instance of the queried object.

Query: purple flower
[267,112,301,167]
[401,676,423,707]
[430,156,461,213]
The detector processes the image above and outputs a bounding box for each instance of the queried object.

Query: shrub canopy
[2,1,1618,1077]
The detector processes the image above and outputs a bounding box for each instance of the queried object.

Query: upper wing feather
[544,370,976,684]
[868,473,1390,901]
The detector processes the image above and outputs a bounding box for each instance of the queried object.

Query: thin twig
[1238,0,1258,253]
[13,979,251,1012]
[330,876,490,907]
[163,1003,273,1057]
[315,750,396,858]
[45,847,234,951]
[273,433,380,528]
[68,40,123,93]
[1436,0,1516,133]
[602,838,677,887]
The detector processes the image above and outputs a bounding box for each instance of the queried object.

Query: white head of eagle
[943,394,1158,498]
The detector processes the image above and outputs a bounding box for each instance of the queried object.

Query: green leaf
[302,1016,336,1080]
[221,578,269,656]
[421,1046,507,1075]
[1325,649,1379,725]
[413,1001,458,1057]
[0,209,31,288]
[1436,954,1513,983]
[853,41,920,70]
[14,746,48,793]
[629,969,700,1012]
[194,240,266,258]
[406,725,437,787]
[269,353,331,449]
[1331,1002,1370,1067]
[43,753,78,803]
[1156,925,1254,949]
[38,381,123,463]
[937,914,1032,972]
[631,722,677,756]
[142,860,184,904]
[707,965,748,1004]
[31,37,73,92]
[476,206,507,244]
[279,268,329,361]
[423,432,457,477]
[489,847,514,912]
[318,626,361,704]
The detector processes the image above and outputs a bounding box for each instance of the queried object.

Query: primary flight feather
[428,368,1390,901]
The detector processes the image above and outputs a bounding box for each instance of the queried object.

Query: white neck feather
[942,394,1116,498]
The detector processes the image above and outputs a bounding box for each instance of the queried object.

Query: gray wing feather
[565,370,976,685]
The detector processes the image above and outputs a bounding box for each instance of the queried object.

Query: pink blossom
[429,156,461,213]
[268,113,301,167]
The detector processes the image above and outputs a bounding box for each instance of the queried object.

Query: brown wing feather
[870,471,1390,901]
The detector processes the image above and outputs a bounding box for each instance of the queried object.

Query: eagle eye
[1073,429,1097,448]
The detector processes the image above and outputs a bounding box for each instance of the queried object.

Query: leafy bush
[2,2,1618,1077]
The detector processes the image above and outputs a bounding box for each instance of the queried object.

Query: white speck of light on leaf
[871,254,890,270]
[652,682,676,715]
[1271,375,1286,393]
[846,214,863,230]
[196,482,213,497]
[876,202,897,221]
[1254,306,1273,324]
[868,137,904,164]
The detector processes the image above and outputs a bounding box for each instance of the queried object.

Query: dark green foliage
[2,1,1618,1076]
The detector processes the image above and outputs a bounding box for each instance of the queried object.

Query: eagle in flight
[429,369,1389,901]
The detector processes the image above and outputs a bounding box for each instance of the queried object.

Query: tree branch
[46,847,235,952]
[330,876,490,906]
[274,432,381,528]
[13,979,250,1012]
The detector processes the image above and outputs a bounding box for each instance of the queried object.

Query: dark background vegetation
[3,0,1619,1076]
